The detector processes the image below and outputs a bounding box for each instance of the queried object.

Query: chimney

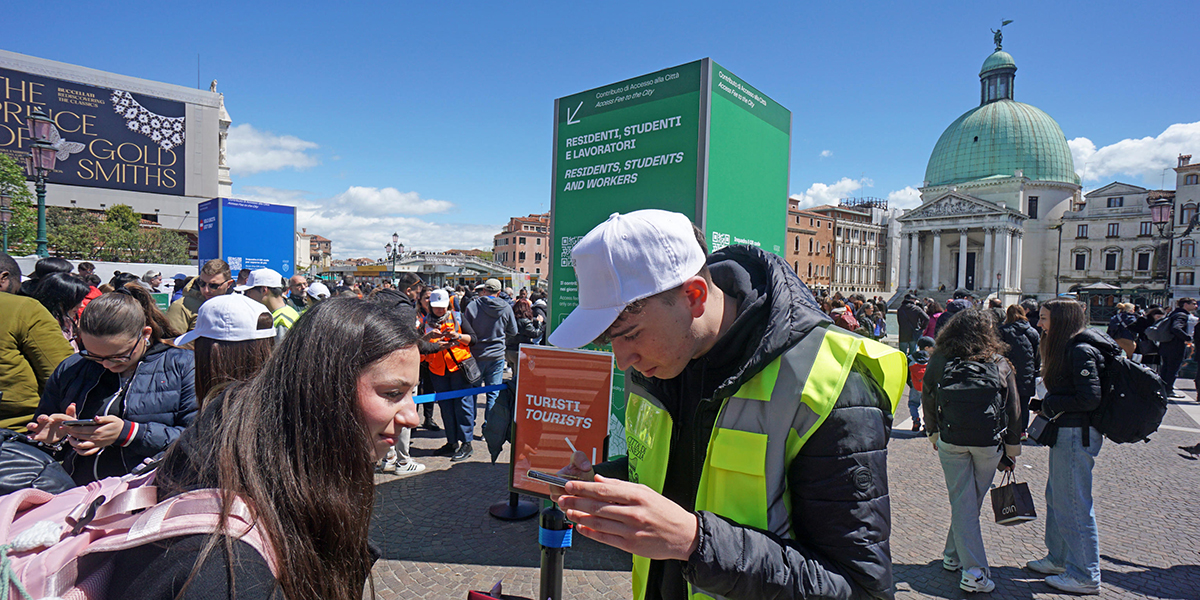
[1180,154,1192,167]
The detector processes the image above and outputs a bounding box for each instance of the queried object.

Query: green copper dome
[925,46,1079,187]
[980,50,1016,75]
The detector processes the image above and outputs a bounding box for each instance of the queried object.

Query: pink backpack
[1,469,278,600]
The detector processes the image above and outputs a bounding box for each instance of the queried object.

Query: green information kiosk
[549,59,791,455]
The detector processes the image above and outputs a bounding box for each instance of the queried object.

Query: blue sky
[5,1,1197,258]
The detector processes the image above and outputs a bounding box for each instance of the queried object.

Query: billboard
[197,198,296,277]
[0,67,187,196]
[550,59,790,457]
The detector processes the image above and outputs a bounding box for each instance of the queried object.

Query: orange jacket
[421,311,472,376]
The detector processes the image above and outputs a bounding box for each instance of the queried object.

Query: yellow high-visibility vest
[625,324,905,600]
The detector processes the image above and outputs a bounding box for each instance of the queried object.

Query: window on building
[794,261,799,273]
[1105,252,1118,271]
[869,232,875,242]
[1182,240,1195,258]
[1177,272,1195,286]
[1187,174,1199,186]
[1137,252,1152,271]
[1107,197,1124,208]
[828,221,832,229]
[808,262,813,277]
[1183,204,1197,226]
[1140,221,1153,236]
[809,218,814,226]
[519,237,526,244]
[1077,224,1088,238]
[808,238,814,253]
[1107,223,1119,237]
[1027,196,1039,219]
[536,268,540,274]
[836,227,842,238]
[518,251,526,261]
[534,252,542,262]
[536,238,541,245]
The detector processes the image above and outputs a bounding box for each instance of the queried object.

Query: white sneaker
[379,448,398,473]
[393,461,426,477]
[1045,573,1100,595]
[1026,557,1066,575]
[960,568,995,593]
[942,555,960,571]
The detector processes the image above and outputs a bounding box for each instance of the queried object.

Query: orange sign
[511,345,613,498]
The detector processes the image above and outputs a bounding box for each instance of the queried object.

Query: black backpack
[1094,348,1169,443]
[936,357,1007,447]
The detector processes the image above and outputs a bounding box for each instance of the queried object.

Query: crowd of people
[0,229,1191,599]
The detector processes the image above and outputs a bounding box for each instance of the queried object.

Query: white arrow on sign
[566,101,583,125]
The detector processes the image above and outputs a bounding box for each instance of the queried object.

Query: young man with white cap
[548,209,906,600]
[238,268,301,342]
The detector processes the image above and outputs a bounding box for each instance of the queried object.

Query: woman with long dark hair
[104,297,423,600]
[922,308,1022,593]
[18,257,73,297]
[31,271,92,349]
[28,284,194,485]
[1028,298,1108,594]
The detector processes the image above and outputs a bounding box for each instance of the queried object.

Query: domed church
[897,29,1081,303]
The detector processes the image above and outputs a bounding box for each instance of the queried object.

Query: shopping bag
[990,471,1037,525]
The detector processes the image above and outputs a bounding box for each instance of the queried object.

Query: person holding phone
[28,284,196,485]
[422,289,477,461]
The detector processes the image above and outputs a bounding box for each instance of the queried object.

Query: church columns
[982,227,995,291]
[958,228,969,289]
[898,233,909,290]
[909,233,920,289]
[999,227,1013,290]
[932,231,942,291]
[1013,231,1024,291]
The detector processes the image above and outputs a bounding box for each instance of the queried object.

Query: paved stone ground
[369,386,1200,599]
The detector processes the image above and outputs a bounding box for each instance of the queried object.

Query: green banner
[549,59,790,458]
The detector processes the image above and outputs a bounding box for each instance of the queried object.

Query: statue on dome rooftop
[991,19,1014,51]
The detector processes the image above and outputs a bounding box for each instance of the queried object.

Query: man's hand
[66,415,125,456]
[929,432,939,451]
[556,475,699,561]
[547,450,595,503]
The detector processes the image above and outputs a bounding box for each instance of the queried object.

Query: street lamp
[0,190,11,252]
[25,107,57,258]
[390,232,400,285]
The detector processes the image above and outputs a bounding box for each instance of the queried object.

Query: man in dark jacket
[1159,298,1195,396]
[462,278,517,459]
[897,294,929,356]
[548,210,904,600]
[935,297,973,338]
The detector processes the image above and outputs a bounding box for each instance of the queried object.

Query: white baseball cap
[429,289,451,308]
[174,294,273,345]
[548,210,706,349]
[306,281,330,299]
[234,268,285,292]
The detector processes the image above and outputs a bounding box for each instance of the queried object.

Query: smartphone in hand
[62,419,100,428]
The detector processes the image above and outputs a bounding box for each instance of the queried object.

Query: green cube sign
[549,59,791,456]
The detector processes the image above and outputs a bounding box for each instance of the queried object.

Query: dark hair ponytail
[80,283,179,344]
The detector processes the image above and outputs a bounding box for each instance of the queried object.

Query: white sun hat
[175,293,273,345]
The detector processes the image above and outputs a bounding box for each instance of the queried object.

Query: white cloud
[819,150,833,158]
[1070,121,1200,184]
[790,177,873,209]
[327,186,453,216]
[225,123,319,175]
[886,186,922,209]
[235,185,498,260]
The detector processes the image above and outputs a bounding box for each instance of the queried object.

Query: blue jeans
[1045,426,1103,585]
[433,369,472,445]
[938,439,1002,574]
[907,387,922,423]
[476,357,506,425]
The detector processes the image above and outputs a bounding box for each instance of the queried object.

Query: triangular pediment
[1084,181,1147,198]
[899,192,1013,222]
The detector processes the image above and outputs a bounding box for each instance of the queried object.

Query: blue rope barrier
[539,526,573,548]
[414,384,506,404]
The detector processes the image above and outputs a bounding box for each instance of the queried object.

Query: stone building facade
[493,213,550,276]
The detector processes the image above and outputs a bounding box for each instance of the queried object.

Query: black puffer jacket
[896,300,929,343]
[37,343,196,485]
[934,299,972,338]
[1040,329,1119,428]
[998,320,1040,399]
[615,245,896,600]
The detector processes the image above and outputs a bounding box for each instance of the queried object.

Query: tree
[0,153,37,255]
